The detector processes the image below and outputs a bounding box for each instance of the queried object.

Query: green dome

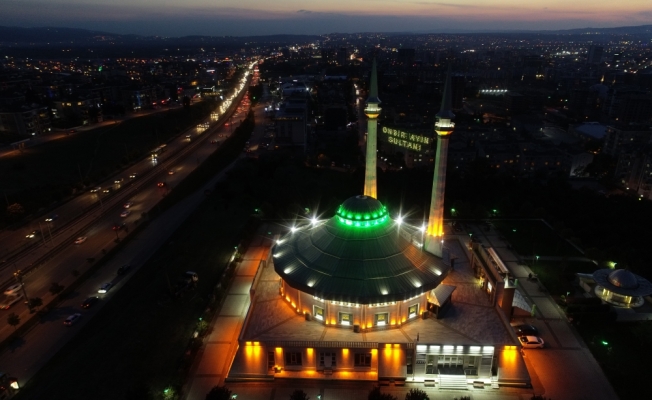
[335,195,389,229]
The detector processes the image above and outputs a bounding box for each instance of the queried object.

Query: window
[268,351,275,369]
[354,353,372,367]
[375,312,388,326]
[339,312,352,326]
[319,352,336,367]
[314,305,324,320]
[285,352,302,366]
[408,304,418,318]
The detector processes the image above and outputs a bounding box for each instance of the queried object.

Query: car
[120,210,130,218]
[0,294,24,310]
[102,187,113,194]
[168,170,175,175]
[81,296,99,309]
[114,178,124,184]
[64,313,82,326]
[98,283,113,294]
[123,201,134,209]
[68,129,77,134]
[519,336,545,349]
[90,186,101,193]
[45,214,59,222]
[117,265,131,275]
[74,236,87,244]
[3,283,23,296]
[112,223,126,231]
[25,230,39,239]
[185,135,191,141]
[157,182,166,188]
[129,173,137,179]
[514,324,539,337]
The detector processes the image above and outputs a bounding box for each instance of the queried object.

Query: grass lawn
[493,219,582,258]
[529,259,597,296]
[14,187,253,399]
[1,100,216,213]
[575,321,652,399]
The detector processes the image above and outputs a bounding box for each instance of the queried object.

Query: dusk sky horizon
[2,0,652,37]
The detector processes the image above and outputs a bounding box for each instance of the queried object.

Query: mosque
[226,61,530,389]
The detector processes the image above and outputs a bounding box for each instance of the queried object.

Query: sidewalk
[184,227,276,400]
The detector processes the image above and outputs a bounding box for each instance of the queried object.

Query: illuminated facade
[425,66,455,257]
[364,59,381,199]
[227,65,529,389]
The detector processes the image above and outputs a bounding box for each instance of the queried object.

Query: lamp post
[13,266,32,312]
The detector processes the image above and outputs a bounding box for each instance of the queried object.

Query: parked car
[519,336,545,349]
[98,283,113,294]
[3,283,23,296]
[74,236,87,244]
[0,294,24,310]
[117,265,131,275]
[81,296,99,309]
[514,324,539,337]
[120,210,130,218]
[64,313,82,326]
[123,201,134,209]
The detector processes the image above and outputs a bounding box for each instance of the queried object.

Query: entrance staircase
[438,374,468,390]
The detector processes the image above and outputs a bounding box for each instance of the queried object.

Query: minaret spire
[364,58,381,199]
[425,65,455,257]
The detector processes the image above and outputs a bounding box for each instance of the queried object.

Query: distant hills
[0,24,650,48]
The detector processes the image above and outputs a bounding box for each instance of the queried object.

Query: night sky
[2,0,651,36]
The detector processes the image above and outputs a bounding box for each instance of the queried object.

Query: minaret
[364,58,381,199]
[425,66,455,257]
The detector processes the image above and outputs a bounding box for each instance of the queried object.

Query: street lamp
[13,267,32,312]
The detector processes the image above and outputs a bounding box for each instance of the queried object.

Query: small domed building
[592,268,652,308]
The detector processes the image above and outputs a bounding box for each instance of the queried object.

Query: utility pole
[13,266,32,312]
[38,221,47,247]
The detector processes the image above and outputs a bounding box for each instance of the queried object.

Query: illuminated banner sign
[381,126,431,153]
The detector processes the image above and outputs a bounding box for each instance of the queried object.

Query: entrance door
[425,355,436,375]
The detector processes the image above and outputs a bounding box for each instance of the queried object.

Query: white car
[98,283,113,294]
[0,294,24,310]
[123,201,134,209]
[64,313,82,326]
[74,236,87,245]
[120,210,130,218]
[519,336,545,349]
[3,283,22,296]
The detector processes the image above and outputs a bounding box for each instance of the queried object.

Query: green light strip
[337,215,389,228]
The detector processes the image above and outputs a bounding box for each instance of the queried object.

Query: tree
[205,385,232,400]
[49,282,64,296]
[368,386,398,400]
[7,312,20,330]
[28,297,43,310]
[289,389,309,400]
[404,388,429,400]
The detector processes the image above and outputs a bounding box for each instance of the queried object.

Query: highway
[0,64,261,390]
[0,64,258,338]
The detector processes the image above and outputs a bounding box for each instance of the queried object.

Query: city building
[226,67,529,389]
